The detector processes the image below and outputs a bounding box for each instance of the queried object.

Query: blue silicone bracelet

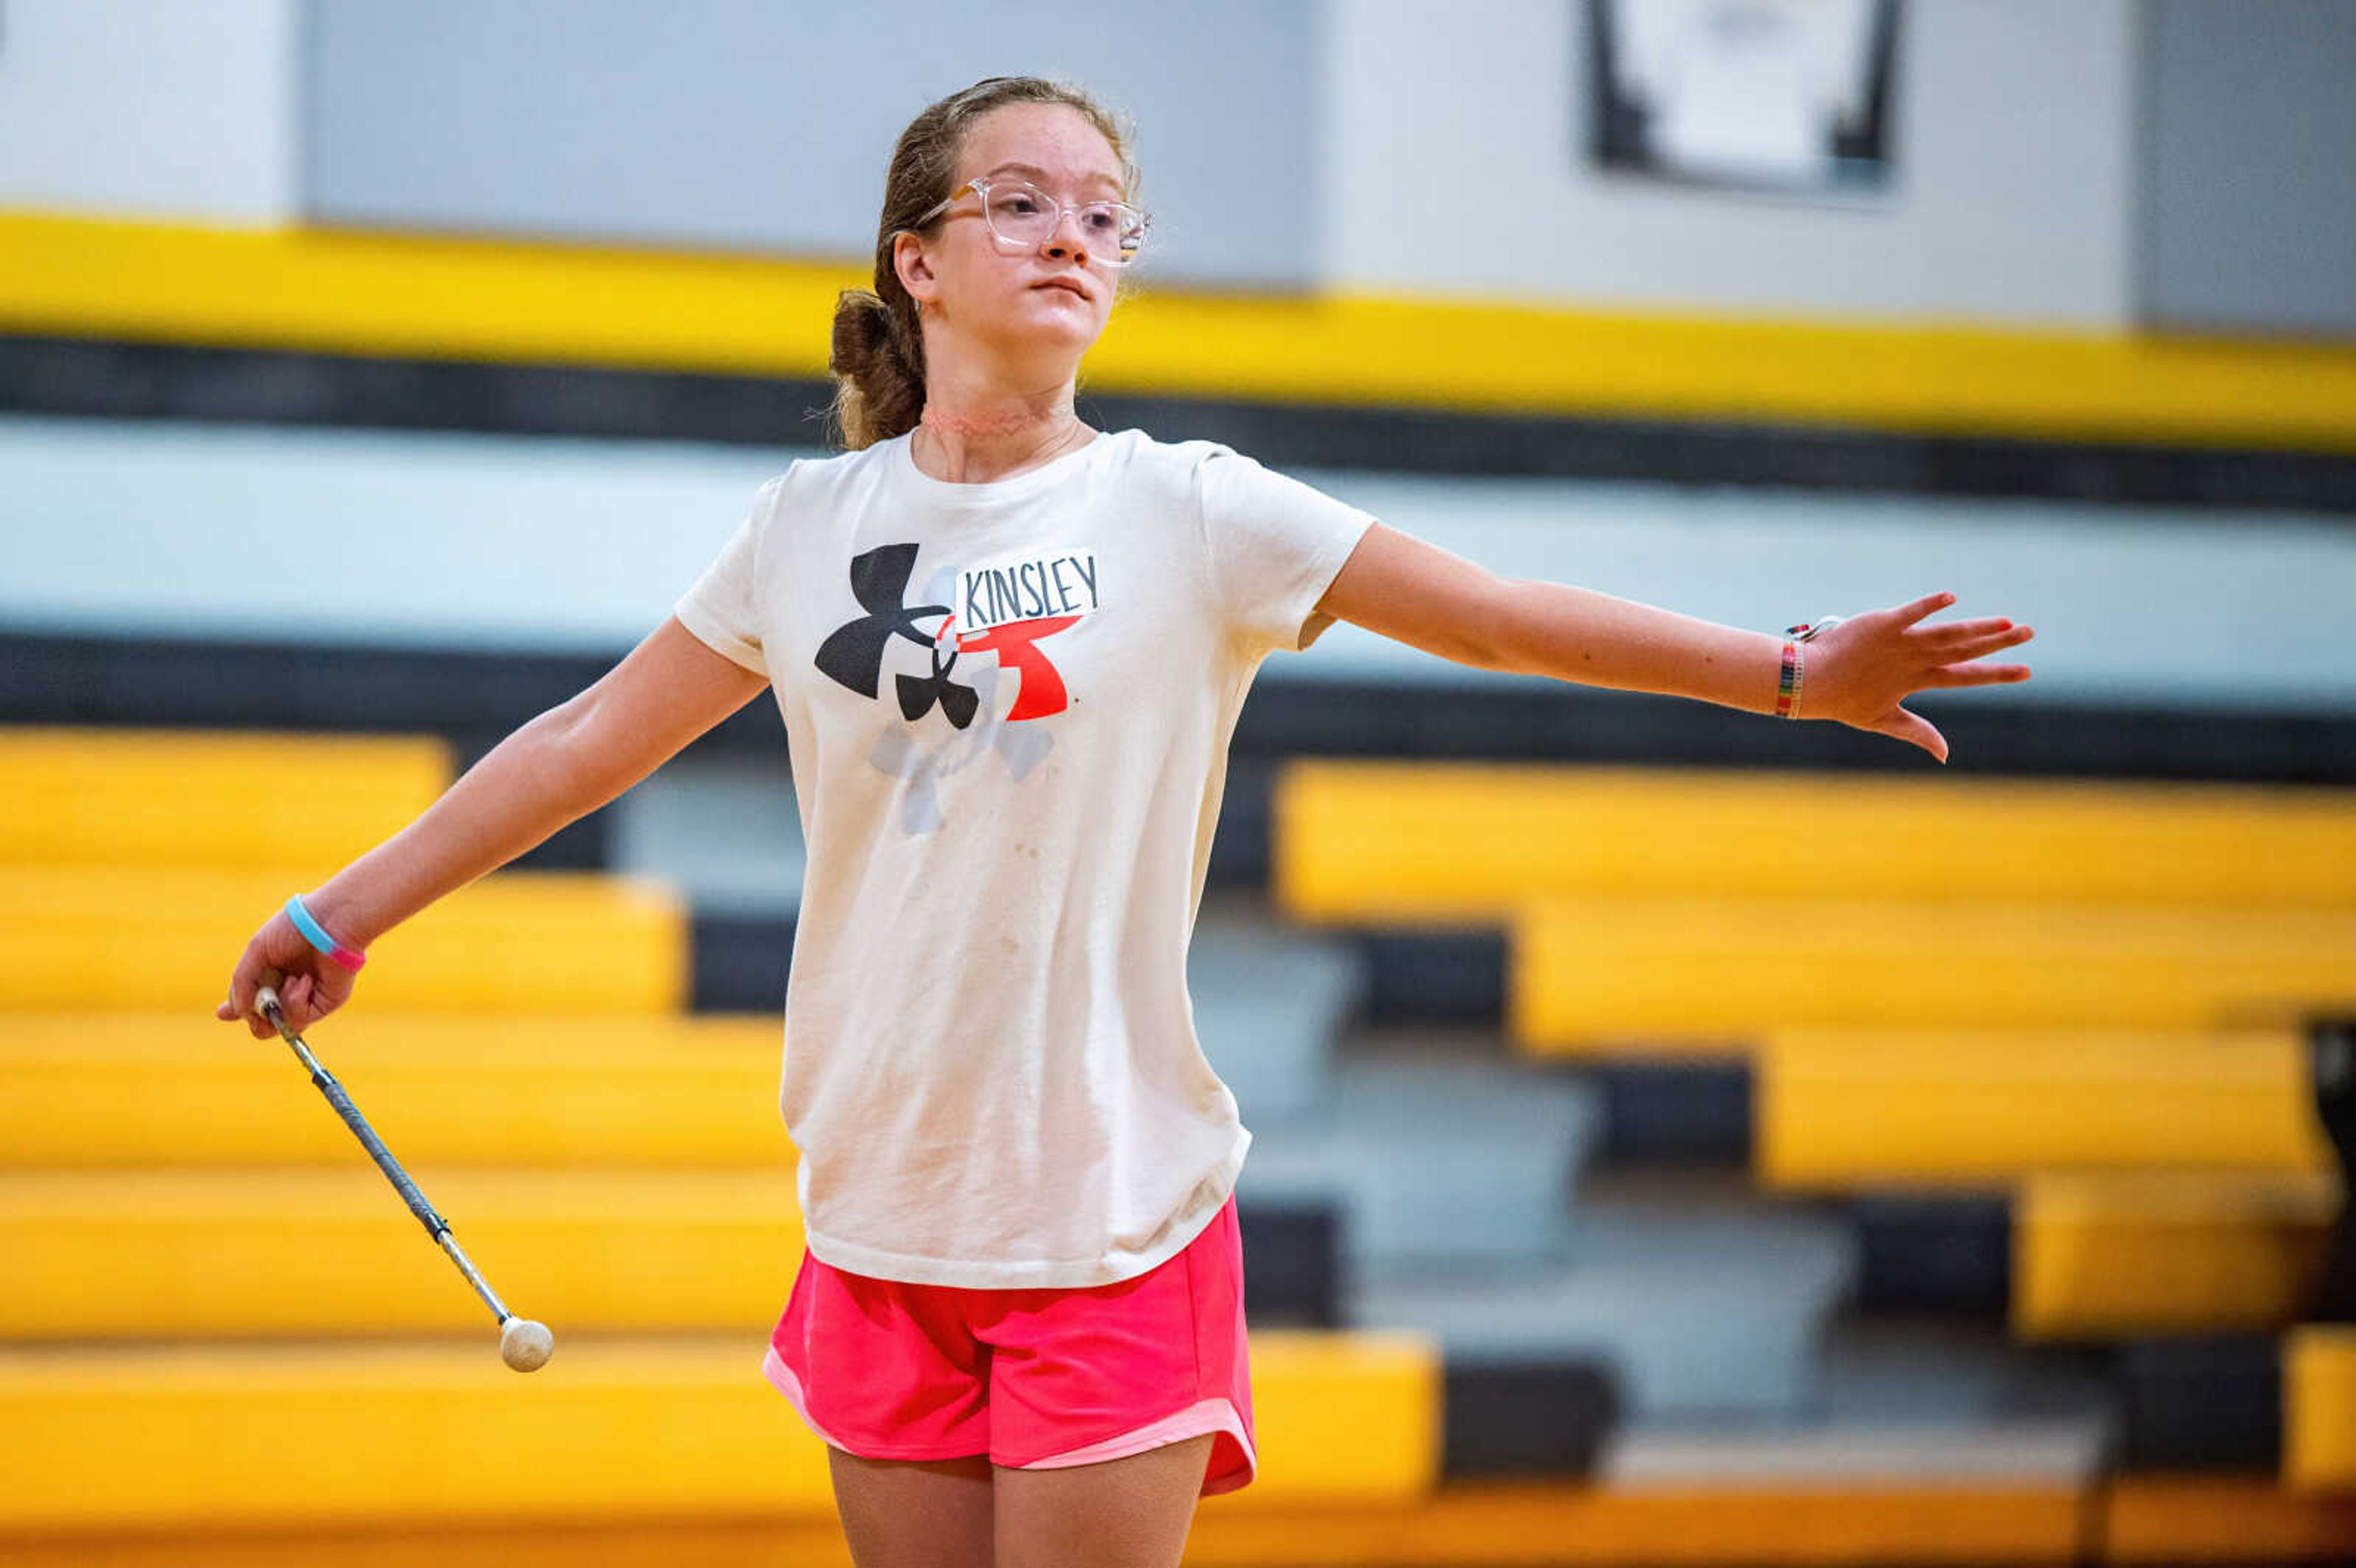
[285,894,367,971]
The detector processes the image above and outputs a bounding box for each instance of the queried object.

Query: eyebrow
[981,161,1125,196]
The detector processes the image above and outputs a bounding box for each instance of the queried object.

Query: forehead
[955,102,1125,193]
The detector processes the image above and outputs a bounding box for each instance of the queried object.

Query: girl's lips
[1033,278,1090,299]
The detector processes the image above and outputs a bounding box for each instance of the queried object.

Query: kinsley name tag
[957,547,1101,634]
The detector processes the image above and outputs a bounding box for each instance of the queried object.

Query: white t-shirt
[672,426,1377,1288]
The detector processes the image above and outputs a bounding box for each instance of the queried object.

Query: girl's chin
[976,309,1106,355]
[1024,290,1103,325]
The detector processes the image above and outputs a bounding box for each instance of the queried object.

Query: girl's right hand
[215,908,360,1039]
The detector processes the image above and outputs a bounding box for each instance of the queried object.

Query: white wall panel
[0,0,296,223]
[1323,0,2136,325]
[2,417,2346,715]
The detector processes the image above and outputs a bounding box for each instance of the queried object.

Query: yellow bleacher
[0,1332,1442,1534]
[0,1167,807,1337]
[0,864,689,1013]
[1,1012,787,1167]
[0,725,452,872]
[1511,896,2355,1053]
[1760,1027,2347,1382]
[1274,762,2356,922]
[10,1471,2356,1568]
[2285,1328,2356,1492]
[1274,755,2356,1511]
[0,724,1445,1555]
[1276,760,2356,1057]
[2105,1474,2356,1563]
[1208,1483,2099,1567]
[1757,1026,2333,1191]
[2014,1170,2341,1340]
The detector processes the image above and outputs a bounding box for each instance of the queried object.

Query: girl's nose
[1043,208,1094,264]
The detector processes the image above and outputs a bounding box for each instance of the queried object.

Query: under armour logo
[815,544,974,720]
[817,542,1084,730]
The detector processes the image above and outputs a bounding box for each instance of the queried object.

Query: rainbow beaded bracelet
[286,893,368,973]
[1775,615,1845,721]
[1774,639,1805,720]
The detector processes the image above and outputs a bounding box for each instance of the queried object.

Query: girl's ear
[894,233,939,312]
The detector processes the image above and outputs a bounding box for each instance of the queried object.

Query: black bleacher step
[2116,1334,2282,1470]
[1847,1193,2013,1320]
[1204,755,1276,889]
[1347,929,1507,1025]
[1591,1059,1754,1166]
[1330,1025,1757,1168]
[2312,1021,2356,1321]
[1329,1021,1520,1066]
[1237,1202,1342,1329]
[1441,1360,1619,1478]
[690,912,796,1013]
[1816,1316,2115,1428]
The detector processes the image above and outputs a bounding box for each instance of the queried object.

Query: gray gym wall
[2136,0,2356,339]
[302,0,1321,290]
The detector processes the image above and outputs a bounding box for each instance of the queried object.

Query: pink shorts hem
[766,1344,1257,1489]
[1013,1396,1258,1495]
[761,1345,849,1449]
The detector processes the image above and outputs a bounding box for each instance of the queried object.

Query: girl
[220,75,2033,1568]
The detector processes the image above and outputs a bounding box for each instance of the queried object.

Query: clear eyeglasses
[909,178,1150,266]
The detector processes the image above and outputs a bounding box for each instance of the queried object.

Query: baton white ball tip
[501,1316,555,1372]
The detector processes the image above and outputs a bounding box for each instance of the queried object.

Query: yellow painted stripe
[6,209,2356,452]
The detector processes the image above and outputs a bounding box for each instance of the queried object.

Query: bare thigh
[827,1447,995,1568]
[991,1432,1216,1568]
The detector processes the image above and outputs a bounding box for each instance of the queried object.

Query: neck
[913,384,1091,485]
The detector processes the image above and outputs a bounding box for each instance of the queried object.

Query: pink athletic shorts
[762,1192,1257,1498]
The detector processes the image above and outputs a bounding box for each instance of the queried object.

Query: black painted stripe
[9,630,2354,788]
[6,333,2355,512]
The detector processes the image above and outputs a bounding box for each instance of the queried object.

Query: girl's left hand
[1800,592,2035,763]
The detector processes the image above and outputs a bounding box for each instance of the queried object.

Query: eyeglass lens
[980,185,1147,263]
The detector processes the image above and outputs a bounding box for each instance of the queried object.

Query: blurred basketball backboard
[1586,0,1900,195]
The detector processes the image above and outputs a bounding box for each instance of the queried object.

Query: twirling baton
[254,982,554,1373]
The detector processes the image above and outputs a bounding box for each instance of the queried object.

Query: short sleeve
[672,475,780,677]
[1196,447,1377,656]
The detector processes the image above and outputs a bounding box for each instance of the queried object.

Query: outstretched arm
[1314,521,2035,763]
